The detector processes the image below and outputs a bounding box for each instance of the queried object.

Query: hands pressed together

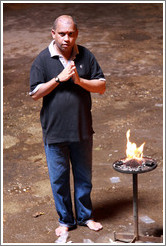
[58,61,80,84]
[56,61,105,95]
[31,59,105,101]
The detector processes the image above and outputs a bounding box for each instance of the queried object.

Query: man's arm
[31,78,59,101]
[76,78,106,94]
[72,66,106,94]
[31,62,76,101]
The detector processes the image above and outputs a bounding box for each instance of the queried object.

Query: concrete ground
[3,2,163,244]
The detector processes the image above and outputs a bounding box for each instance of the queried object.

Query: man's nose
[64,34,69,41]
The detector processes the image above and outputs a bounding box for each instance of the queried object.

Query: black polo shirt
[30,44,105,144]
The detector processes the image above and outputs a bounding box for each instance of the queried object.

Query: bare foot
[55,226,68,236]
[86,220,103,231]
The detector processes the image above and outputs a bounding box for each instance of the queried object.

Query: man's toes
[87,221,103,231]
[55,226,68,236]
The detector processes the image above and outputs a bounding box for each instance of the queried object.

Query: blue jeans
[44,137,93,228]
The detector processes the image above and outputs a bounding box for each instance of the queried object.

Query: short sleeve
[90,53,105,81]
[30,57,45,93]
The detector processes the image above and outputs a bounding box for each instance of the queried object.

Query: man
[30,15,106,237]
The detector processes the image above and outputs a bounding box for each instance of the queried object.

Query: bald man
[30,15,106,237]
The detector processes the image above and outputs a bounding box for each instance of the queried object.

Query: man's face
[52,19,78,54]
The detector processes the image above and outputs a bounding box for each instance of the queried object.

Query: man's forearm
[31,78,59,101]
[77,78,106,94]
[31,62,76,101]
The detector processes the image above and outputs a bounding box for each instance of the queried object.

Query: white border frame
[1,1,165,245]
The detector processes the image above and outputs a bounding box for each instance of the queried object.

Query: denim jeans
[44,137,93,228]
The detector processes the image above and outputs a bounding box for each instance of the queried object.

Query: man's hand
[72,62,106,94]
[58,61,106,95]
[72,64,80,84]
[58,61,76,82]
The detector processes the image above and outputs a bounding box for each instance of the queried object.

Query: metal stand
[113,174,163,243]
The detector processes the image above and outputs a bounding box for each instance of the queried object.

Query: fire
[126,129,145,160]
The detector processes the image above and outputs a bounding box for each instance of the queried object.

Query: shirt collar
[48,40,79,60]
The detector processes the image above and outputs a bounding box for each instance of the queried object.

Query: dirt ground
[3,2,164,244]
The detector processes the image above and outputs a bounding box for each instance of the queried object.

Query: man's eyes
[69,33,74,36]
[59,32,74,37]
[59,33,65,36]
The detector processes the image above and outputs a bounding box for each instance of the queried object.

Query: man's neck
[54,43,72,60]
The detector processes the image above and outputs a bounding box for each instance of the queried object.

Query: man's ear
[75,29,78,39]
[51,29,56,38]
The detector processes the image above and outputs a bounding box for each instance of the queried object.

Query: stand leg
[113,173,162,243]
[133,173,139,241]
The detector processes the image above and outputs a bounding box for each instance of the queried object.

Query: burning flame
[126,129,145,160]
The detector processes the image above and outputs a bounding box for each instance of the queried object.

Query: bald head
[53,15,78,31]
[51,15,78,57]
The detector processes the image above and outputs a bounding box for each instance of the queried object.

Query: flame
[126,129,145,160]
